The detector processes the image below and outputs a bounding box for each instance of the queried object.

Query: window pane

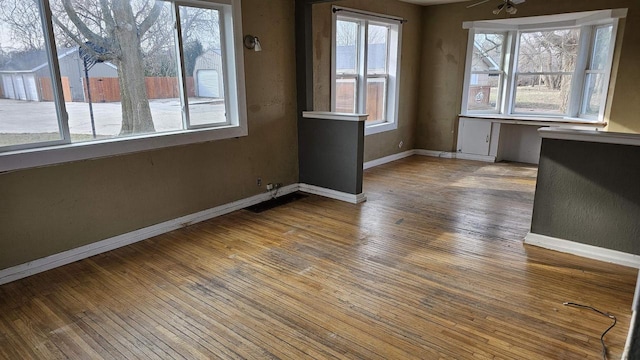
[467,73,500,111]
[0,1,62,147]
[336,20,358,74]
[335,78,357,113]
[49,0,182,142]
[366,77,386,122]
[472,33,504,72]
[517,29,580,73]
[513,74,572,115]
[367,24,388,74]
[582,73,605,116]
[180,6,226,127]
[591,25,612,71]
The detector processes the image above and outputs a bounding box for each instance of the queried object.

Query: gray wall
[298,117,364,194]
[531,138,640,254]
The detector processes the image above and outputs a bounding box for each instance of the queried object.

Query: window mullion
[595,20,618,120]
[41,0,71,143]
[460,28,476,114]
[358,20,368,115]
[570,25,592,117]
[172,2,190,129]
[502,30,517,115]
[218,5,233,126]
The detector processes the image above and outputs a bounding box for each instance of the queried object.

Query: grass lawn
[470,86,567,114]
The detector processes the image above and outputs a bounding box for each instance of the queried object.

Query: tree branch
[61,0,110,51]
[53,16,115,61]
[138,0,164,38]
[99,0,116,33]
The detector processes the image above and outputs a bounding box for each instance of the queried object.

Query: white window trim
[460,9,626,123]
[331,6,403,136]
[0,0,247,172]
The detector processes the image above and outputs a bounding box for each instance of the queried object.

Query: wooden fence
[39,77,73,102]
[335,80,385,122]
[83,77,195,102]
[37,76,195,103]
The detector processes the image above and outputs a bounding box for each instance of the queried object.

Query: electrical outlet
[266,183,274,191]
[257,178,262,187]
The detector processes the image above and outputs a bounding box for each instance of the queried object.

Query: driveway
[0,98,226,136]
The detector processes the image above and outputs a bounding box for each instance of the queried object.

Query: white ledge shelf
[538,127,640,147]
[459,114,606,128]
[302,111,368,122]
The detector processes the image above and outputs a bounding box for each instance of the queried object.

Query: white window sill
[538,127,640,147]
[365,121,397,136]
[0,125,247,172]
[459,114,607,127]
[302,111,368,122]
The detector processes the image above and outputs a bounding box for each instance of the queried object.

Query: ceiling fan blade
[466,0,491,8]
[511,0,526,4]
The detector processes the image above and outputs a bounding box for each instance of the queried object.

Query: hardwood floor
[0,156,637,359]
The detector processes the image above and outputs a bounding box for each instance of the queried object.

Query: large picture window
[461,9,624,121]
[0,0,246,171]
[332,7,402,135]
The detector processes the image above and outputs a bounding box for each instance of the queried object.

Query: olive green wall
[417,0,640,151]
[311,0,423,162]
[0,0,298,270]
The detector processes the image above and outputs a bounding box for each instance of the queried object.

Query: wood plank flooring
[0,156,637,359]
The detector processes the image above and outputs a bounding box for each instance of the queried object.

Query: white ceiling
[397,0,471,6]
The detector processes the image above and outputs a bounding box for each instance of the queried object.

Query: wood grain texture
[0,156,636,359]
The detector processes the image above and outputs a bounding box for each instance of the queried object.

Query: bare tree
[52,0,164,135]
[0,0,45,51]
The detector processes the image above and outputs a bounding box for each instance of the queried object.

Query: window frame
[465,31,508,114]
[331,6,403,136]
[461,9,625,123]
[0,0,247,172]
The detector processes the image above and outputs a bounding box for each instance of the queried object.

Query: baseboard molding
[415,149,456,159]
[299,183,366,204]
[362,149,496,171]
[416,149,495,162]
[0,184,299,286]
[363,150,416,170]
[454,153,497,162]
[524,232,640,268]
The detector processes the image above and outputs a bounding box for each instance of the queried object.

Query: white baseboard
[524,232,640,268]
[454,153,496,162]
[415,149,456,159]
[299,183,366,204]
[0,184,299,286]
[363,150,416,170]
[416,149,495,162]
[362,149,496,172]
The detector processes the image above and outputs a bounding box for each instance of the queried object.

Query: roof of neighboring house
[0,47,116,73]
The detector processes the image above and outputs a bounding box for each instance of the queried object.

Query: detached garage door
[1,74,39,101]
[196,69,219,98]
[23,74,39,101]
[1,75,15,99]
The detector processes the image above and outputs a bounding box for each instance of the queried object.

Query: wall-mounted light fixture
[243,35,262,52]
